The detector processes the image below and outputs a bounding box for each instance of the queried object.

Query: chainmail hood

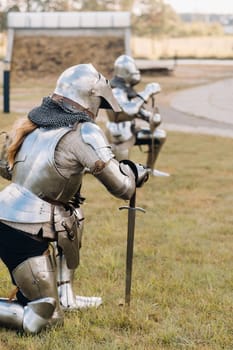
[28,96,93,128]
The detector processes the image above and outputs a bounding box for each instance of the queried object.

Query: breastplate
[0,127,83,223]
[13,127,82,203]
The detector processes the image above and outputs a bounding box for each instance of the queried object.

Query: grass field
[0,116,233,349]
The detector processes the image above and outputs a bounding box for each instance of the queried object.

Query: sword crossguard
[119,206,146,213]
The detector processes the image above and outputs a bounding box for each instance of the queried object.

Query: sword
[119,190,145,306]
[150,95,156,170]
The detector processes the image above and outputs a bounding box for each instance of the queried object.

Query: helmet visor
[94,74,121,112]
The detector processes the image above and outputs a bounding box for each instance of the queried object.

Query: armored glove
[0,160,12,181]
[120,159,149,187]
[138,82,161,102]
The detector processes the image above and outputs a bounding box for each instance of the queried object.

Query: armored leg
[146,128,166,169]
[12,254,64,327]
[136,128,169,176]
[0,297,56,334]
[57,252,102,310]
[54,206,102,310]
[57,253,77,309]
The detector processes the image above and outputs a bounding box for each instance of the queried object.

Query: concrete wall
[8,11,130,29]
[7,11,131,56]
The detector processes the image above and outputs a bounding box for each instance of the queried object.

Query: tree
[74,0,134,12]
[73,0,107,11]
[1,0,70,12]
[132,0,180,37]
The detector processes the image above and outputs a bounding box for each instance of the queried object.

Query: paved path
[170,78,233,125]
[159,78,233,139]
[160,104,233,139]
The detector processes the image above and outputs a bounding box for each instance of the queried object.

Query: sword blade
[119,191,145,306]
[125,191,136,306]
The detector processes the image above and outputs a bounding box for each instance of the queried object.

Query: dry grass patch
[132,36,233,59]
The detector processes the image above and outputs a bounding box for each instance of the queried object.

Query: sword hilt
[119,206,146,213]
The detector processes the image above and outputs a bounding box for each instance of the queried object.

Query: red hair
[8,118,37,168]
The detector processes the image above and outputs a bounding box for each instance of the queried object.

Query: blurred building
[180,13,233,34]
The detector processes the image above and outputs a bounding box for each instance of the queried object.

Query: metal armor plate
[80,122,114,162]
[106,121,133,143]
[0,183,51,223]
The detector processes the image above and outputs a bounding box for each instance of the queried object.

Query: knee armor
[12,254,64,326]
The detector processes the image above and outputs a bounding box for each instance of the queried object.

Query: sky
[164,0,233,14]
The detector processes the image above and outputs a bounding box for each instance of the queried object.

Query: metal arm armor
[137,82,161,102]
[95,159,136,200]
[80,122,136,200]
[113,87,145,117]
[109,82,161,123]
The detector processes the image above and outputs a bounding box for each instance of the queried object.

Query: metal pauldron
[80,122,114,162]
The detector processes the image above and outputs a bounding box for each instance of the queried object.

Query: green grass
[0,112,233,349]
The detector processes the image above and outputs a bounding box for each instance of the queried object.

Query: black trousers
[0,222,49,305]
[0,221,48,274]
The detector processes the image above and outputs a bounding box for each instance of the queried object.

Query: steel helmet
[113,55,141,85]
[54,64,121,115]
